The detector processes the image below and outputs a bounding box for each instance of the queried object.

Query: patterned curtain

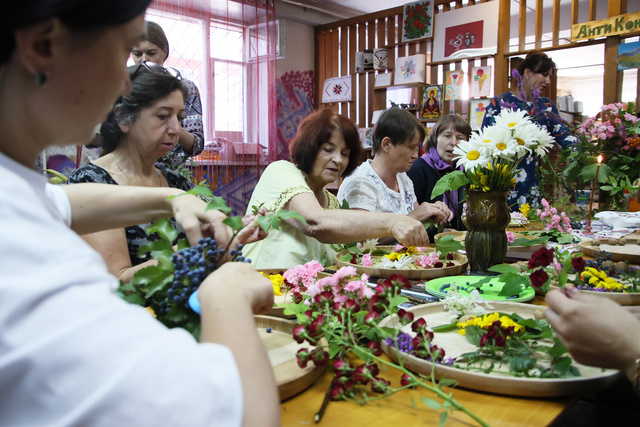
[142,0,277,215]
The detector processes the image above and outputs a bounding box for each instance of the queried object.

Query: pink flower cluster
[306,266,375,305]
[416,252,439,268]
[282,260,324,302]
[579,102,640,151]
[362,253,372,267]
[506,231,516,244]
[537,198,572,233]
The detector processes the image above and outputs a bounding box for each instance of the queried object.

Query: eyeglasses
[130,60,182,81]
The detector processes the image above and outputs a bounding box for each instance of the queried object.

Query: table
[280,297,573,427]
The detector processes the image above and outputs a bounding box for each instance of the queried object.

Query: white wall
[276,19,315,78]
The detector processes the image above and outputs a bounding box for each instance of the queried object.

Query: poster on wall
[401,0,435,42]
[444,70,464,101]
[321,76,353,103]
[617,41,640,71]
[420,85,442,120]
[432,1,499,62]
[374,72,393,87]
[394,54,426,85]
[469,98,490,131]
[358,127,374,149]
[470,66,491,97]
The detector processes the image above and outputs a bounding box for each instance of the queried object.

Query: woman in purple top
[407,114,472,238]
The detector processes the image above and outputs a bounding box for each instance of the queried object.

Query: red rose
[528,247,555,269]
[530,268,549,289]
[571,256,586,272]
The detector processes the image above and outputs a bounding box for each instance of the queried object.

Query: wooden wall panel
[314,0,630,127]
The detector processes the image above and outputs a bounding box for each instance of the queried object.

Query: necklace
[111,153,163,187]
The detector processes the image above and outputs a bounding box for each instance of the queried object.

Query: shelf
[374,82,427,91]
[354,67,393,75]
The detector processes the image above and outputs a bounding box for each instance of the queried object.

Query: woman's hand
[198,262,274,315]
[389,215,431,247]
[545,285,640,380]
[233,207,269,247]
[169,194,234,247]
[410,201,454,224]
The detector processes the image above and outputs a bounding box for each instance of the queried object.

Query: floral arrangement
[282,263,487,426]
[563,102,640,208]
[432,109,554,198]
[338,238,464,271]
[515,198,577,244]
[486,245,640,296]
[117,187,303,337]
[454,311,580,378]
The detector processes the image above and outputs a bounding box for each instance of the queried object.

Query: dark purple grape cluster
[156,237,248,316]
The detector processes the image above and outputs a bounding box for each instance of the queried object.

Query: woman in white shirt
[338,107,453,243]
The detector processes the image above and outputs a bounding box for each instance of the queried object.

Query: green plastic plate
[423,276,535,303]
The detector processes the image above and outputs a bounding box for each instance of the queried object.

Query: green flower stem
[366,351,489,427]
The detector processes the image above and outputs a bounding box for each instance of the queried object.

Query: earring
[34,71,47,86]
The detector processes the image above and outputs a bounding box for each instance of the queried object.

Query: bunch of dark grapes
[569,221,583,230]
[156,237,249,316]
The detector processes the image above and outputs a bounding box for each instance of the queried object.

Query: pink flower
[393,244,404,252]
[358,286,375,299]
[362,253,372,267]
[506,231,516,244]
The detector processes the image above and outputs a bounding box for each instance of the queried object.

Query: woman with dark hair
[481,51,577,209]
[407,113,472,236]
[338,107,453,243]
[0,2,279,425]
[131,21,204,166]
[243,108,432,269]
[68,64,192,282]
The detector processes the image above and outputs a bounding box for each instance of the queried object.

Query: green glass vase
[463,190,511,274]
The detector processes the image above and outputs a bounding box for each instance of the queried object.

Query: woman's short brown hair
[289,109,362,177]
[425,114,472,150]
[372,107,425,152]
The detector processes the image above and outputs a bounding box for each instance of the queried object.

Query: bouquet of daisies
[432,109,554,197]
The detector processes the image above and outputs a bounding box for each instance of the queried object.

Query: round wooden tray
[334,246,468,280]
[255,315,325,401]
[578,234,640,264]
[436,230,545,259]
[379,302,618,397]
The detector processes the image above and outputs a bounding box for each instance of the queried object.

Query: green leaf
[487,264,520,274]
[410,396,417,410]
[435,234,463,255]
[498,278,527,297]
[340,199,350,209]
[464,325,484,347]
[164,302,189,323]
[420,397,441,410]
[439,411,448,427]
[388,294,409,309]
[129,266,174,298]
[432,321,459,333]
[431,170,469,199]
[120,293,146,305]
[251,202,265,214]
[437,377,458,388]
[205,195,232,213]
[145,218,179,244]
[223,216,244,230]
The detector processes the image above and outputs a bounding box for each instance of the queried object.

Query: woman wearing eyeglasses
[131,21,204,166]
[68,65,193,282]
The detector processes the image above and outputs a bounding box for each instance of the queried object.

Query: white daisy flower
[483,126,519,159]
[453,138,491,172]
[532,126,555,156]
[492,109,531,130]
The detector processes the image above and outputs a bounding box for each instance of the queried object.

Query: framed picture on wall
[321,76,353,103]
[432,1,499,62]
[394,54,426,85]
[470,66,492,97]
[444,70,464,101]
[401,0,435,42]
[469,98,490,131]
[420,85,442,120]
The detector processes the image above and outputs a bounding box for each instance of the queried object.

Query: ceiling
[275,0,409,24]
